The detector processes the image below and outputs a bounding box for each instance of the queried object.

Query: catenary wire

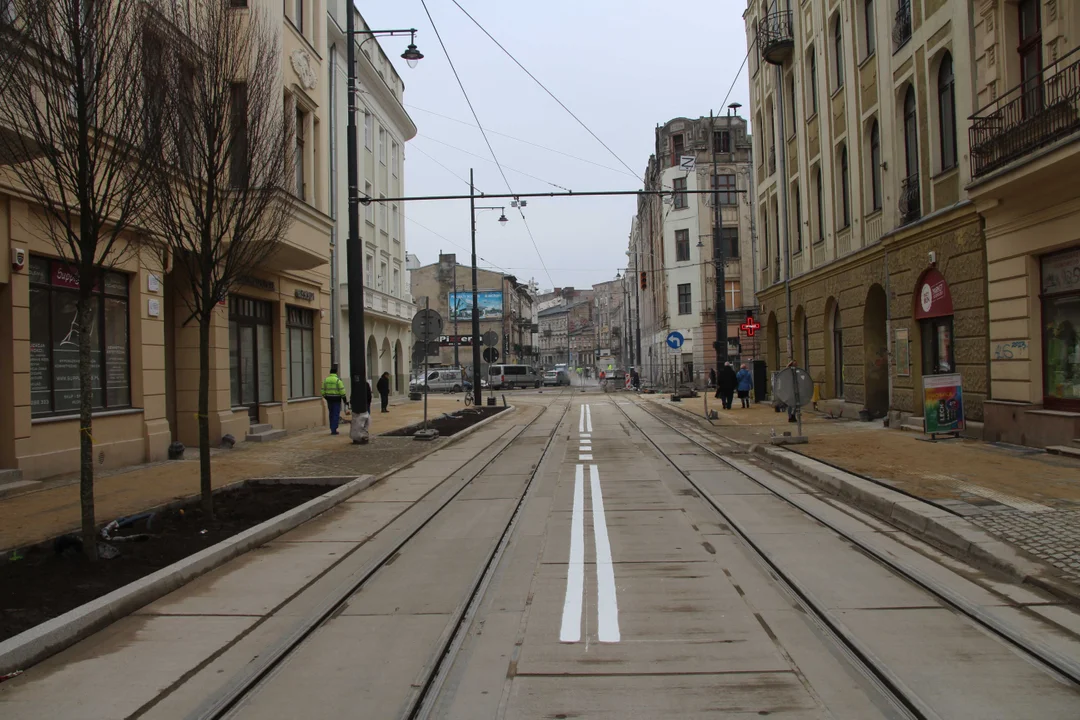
[414,135,572,191]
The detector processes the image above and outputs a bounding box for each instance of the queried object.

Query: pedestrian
[376,371,391,413]
[735,363,754,408]
[322,364,347,435]
[709,368,717,389]
[630,367,640,389]
[716,362,737,410]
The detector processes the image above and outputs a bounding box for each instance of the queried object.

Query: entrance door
[229,296,274,420]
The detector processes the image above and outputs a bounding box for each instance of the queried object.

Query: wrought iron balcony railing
[969,45,1080,179]
[757,11,794,66]
[899,173,921,225]
[893,0,912,51]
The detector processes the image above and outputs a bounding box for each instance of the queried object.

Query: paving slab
[350,474,450,502]
[273,500,411,542]
[433,611,521,720]
[541,508,713,564]
[456,474,530,500]
[703,493,831,535]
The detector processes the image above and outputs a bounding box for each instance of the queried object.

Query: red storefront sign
[915,268,953,319]
[740,316,761,337]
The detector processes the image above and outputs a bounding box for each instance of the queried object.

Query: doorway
[229,296,274,421]
[863,284,889,416]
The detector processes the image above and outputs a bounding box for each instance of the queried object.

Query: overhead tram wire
[410,143,483,192]
[418,0,556,289]
[449,0,639,178]
[414,135,572,191]
[392,205,514,276]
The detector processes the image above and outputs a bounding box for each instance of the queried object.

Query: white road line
[579,454,593,460]
[578,404,585,433]
[589,464,620,642]
[585,404,593,433]
[580,433,591,439]
[578,446,591,452]
[559,464,586,643]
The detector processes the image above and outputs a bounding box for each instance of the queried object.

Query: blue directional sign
[666,331,684,351]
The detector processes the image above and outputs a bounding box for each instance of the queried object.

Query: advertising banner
[449,291,503,321]
[922,373,965,434]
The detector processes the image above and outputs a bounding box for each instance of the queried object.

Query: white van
[409,367,466,393]
[488,364,541,389]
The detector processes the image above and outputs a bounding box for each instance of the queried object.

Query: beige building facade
[971,1,1080,448]
[0,0,334,481]
[745,0,988,425]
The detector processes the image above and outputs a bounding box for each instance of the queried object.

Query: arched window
[903,85,918,179]
[870,120,882,210]
[840,144,850,227]
[834,16,845,89]
[938,53,957,170]
[815,165,824,243]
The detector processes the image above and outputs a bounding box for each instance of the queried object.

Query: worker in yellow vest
[322,364,347,435]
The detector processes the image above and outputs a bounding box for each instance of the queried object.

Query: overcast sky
[359,0,751,292]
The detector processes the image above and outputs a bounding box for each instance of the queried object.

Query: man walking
[322,364,347,435]
[735,363,754,408]
[376,372,391,413]
[715,362,737,410]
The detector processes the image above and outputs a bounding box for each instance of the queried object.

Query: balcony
[757,11,794,66]
[899,173,921,225]
[262,198,332,272]
[969,46,1080,179]
[893,0,912,51]
[340,283,416,323]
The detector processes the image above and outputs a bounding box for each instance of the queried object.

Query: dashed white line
[585,404,593,433]
[590,464,620,642]
[578,404,585,433]
[559,464,586,642]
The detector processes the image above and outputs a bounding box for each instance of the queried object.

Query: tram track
[610,396,1080,720]
[184,390,575,720]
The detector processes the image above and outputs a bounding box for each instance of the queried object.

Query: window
[294,105,305,199]
[712,173,737,205]
[920,317,954,374]
[903,85,918,178]
[1018,0,1042,117]
[365,182,374,223]
[788,74,798,133]
[937,53,957,171]
[229,0,247,7]
[392,141,399,177]
[378,127,386,165]
[379,261,387,291]
[839,144,850,228]
[863,0,875,57]
[379,193,387,230]
[365,255,373,285]
[293,0,302,33]
[673,177,687,209]
[794,187,803,253]
[287,306,315,399]
[1042,249,1080,407]
[391,204,398,241]
[713,130,731,153]
[870,120,882,210]
[364,112,372,150]
[229,84,248,188]
[716,227,739,259]
[677,284,692,315]
[815,166,825,243]
[29,256,130,417]
[671,133,684,166]
[833,16,844,90]
[832,304,844,396]
[393,268,400,297]
[725,280,741,310]
[675,229,690,261]
[807,48,819,115]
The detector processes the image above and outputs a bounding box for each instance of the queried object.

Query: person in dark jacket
[376,372,391,413]
[735,364,754,408]
[715,362,737,409]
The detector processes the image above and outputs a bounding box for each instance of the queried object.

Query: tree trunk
[77,290,98,561]
[198,311,213,519]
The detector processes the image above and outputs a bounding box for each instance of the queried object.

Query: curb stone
[0,474,376,676]
[755,444,1080,606]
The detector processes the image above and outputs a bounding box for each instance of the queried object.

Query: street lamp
[345,18,422,442]
[468,173,509,406]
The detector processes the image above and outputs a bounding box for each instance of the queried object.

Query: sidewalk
[644,394,1080,591]
[0,394,469,553]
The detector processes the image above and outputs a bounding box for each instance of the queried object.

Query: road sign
[483,347,500,364]
[483,330,499,347]
[679,155,696,173]
[412,310,443,342]
[772,367,814,409]
[740,316,761,337]
[666,331,684,351]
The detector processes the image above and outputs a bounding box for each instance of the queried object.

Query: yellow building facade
[0,0,334,482]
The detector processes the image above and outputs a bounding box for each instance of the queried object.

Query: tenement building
[744,0,987,425]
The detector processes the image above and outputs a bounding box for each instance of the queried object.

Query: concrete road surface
[2,389,1080,719]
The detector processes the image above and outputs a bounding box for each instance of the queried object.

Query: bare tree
[0,0,157,559]
[145,0,294,518]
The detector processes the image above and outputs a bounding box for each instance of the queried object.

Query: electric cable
[414,135,572,191]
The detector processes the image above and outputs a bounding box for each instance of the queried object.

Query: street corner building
[743,0,992,430]
[0,0,341,482]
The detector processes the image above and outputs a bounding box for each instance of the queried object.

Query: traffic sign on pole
[482,330,499,348]
[483,347,500,364]
[412,309,444,342]
[666,331,684,352]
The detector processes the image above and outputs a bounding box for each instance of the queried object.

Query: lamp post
[468,167,508,406]
[345,18,421,442]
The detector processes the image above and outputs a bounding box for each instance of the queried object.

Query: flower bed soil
[0,482,329,643]
[382,406,507,437]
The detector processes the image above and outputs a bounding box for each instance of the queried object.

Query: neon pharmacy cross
[740,316,761,337]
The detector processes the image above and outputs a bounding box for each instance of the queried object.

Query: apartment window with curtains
[937,53,957,171]
[287,306,314,399]
[673,177,687,209]
[677,284,692,315]
[712,173,737,204]
[675,229,690,261]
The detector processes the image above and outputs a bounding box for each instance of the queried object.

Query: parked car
[543,369,571,387]
[409,367,466,393]
[488,364,541,389]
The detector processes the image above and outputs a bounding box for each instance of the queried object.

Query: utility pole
[470,169,482,407]
[345,7,369,440]
[711,110,729,382]
[453,264,459,367]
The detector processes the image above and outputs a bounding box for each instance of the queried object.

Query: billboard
[449,291,503,321]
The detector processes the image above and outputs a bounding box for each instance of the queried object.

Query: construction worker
[322,364,347,435]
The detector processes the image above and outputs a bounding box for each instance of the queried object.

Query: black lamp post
[468,167,508,406]
[346,19,421,442]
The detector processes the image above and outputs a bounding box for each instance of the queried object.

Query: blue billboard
[449,291,503,321]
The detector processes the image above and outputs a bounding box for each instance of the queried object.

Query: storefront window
[920,317,954,374]
[287,306,315,398]
[29,255,130,417]
[1042,249,1080,406]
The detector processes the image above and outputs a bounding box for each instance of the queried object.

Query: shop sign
[915,268,953,320]
[922,373,965,434]
[294,288,315,302]
[240,275,275,292]
[1041,248,1080,296]
[438,334,474,346]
